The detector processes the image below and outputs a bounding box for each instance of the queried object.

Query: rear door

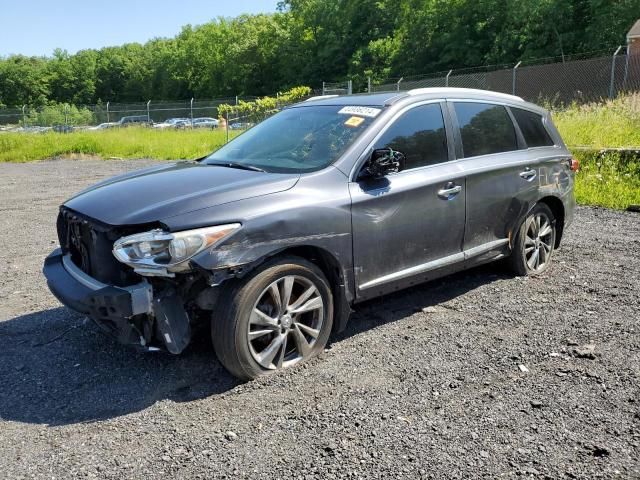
[349,101,466,297]
[450,101,538,255]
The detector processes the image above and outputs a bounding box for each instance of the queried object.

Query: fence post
[609,45,622,99]
[190,98,194,127]
[623,45,630,90]
[64,104,69,127]
[22,105,26,127]
[146,100,151,123]
[512,61,522,95]
[225,112,229,143]
[445,70,453,87]
[396,77,404,91]
[106,101,110,123]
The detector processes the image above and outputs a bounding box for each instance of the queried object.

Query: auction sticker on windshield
[344,116,365,127]
[338,106,381,118]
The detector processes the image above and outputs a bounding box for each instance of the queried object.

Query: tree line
[1,0,638,108]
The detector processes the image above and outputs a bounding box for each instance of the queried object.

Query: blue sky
[0,0,280,57]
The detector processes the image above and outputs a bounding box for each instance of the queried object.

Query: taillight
[569,157,580,172]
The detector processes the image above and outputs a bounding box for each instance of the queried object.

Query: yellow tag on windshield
[345,116,365,127]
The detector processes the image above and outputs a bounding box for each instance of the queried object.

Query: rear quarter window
[511,108,555,148]
[454,102,518,158]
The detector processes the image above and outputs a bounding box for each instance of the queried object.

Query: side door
[349,101,466,298]
[450,101,537,256]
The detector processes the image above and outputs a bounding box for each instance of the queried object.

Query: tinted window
[454,102,518,158]
[511,108,555,147]
[374,104,448,169]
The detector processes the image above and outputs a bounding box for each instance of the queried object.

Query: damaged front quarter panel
[163,167,356,302]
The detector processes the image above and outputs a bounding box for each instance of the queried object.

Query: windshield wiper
[206,161,266,173]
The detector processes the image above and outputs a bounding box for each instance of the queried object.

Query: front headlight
[113,224,240,274]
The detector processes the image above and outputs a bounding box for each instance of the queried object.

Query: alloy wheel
[524,212,554,272]
[247,275,324,370]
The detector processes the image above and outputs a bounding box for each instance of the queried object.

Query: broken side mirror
[360,148,406,179]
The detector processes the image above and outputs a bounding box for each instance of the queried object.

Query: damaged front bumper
[43,249,190,353]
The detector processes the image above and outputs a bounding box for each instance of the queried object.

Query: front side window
[373,103,448,170]
[511,108,555,148]
[454,102,518,158]
[205,105,378,173]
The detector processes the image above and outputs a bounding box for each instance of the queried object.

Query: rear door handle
[437,183,462,199]
[519,168,537,181]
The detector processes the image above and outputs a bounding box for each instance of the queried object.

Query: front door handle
[437,183,462,199]
[519,168,537,181]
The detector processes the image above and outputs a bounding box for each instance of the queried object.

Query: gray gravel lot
[0,159,639,479]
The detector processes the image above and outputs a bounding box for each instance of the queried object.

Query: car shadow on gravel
[0,264,510,427]
[0,307,240,426]
[337,264,511,341]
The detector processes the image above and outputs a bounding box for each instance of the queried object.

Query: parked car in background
[52,125,74,133]
[192,117,219,129]
[43,88,576,381]
[89,122,117,131]
[153,118,190,129]
[14,126,52,134]
[229,121,253,130]
[118,115,152,127]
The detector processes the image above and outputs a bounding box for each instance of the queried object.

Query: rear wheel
[508,203,556,276]
[212,256,333,380]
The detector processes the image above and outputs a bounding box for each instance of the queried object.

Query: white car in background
[192,117,219,129]
[89,122,117,130]
[153,118,190,129]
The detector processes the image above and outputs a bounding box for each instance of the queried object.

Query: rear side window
[374,103,448,169]
[511,108,555,147]
[454,102,518,158]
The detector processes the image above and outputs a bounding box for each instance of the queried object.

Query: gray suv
[43,88,576,380]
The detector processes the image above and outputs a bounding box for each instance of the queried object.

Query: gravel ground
[0,159,639,479]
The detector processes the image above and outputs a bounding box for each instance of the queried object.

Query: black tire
[508,203,556,276]
[212,256,334,381]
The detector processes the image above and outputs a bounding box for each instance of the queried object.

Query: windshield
[204,105,380,173]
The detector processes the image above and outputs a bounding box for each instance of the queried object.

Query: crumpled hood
[64,161,299,226]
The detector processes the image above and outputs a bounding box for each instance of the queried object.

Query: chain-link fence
[2,47,640,133]
[0,96,259,131]
[368,47,640,106]
[322,80,353,96]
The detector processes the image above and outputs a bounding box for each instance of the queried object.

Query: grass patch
[573,151,640,209]
[552,94,640,209]
[0,127,238,163]
[553,93,640,148]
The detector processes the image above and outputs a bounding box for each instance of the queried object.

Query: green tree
[0,55,50,106]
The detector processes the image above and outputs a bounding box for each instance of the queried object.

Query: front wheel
[508,203,556,276]
[212,256,334,380]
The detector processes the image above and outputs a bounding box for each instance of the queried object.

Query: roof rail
[407,87,524,102]
[304,95,340,102]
